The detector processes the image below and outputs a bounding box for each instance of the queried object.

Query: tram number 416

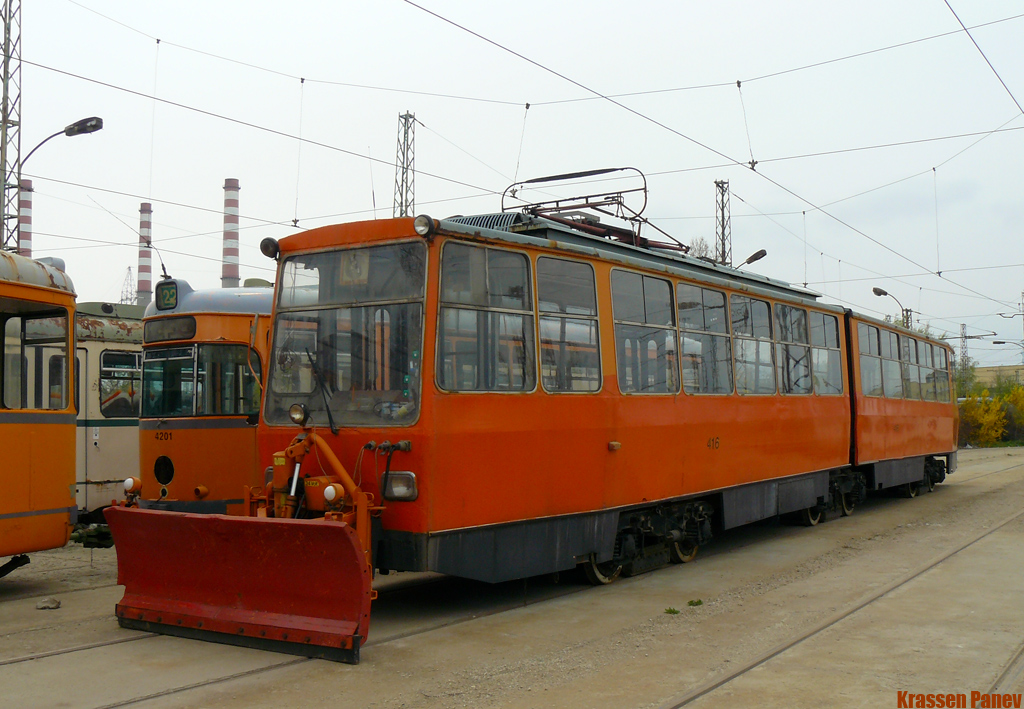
[154,431,173,441]
[707,437,720,450]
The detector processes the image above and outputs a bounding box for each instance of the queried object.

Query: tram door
[75,348,89,511]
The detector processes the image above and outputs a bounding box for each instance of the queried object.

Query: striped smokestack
[138,202,153,306]
[17,179,32,258]
[222,178,240,288]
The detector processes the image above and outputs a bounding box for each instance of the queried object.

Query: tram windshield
[265,241,426,427]
[142,344,262,418]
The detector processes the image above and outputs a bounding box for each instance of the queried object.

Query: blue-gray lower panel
[0,505,77,522]
[137,499,241,514]
[722,471,828,529]
[427,511,619,583]
[871,457,925,490]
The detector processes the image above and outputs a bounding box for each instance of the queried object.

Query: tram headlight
[260,237,280,260]
[413,214,435,237]
[324,483,345,504]
[124,477,142,494]
[383,471,418,501]
[288,403,310,426]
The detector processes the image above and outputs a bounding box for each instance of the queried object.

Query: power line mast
[714,179,731,266]
[959,323,969,396]
[0,0,22,252]
[119,267,136,305]
[393,111,415,218]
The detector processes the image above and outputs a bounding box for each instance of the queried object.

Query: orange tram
[1,252,77,578]
[131,279,272,515]
[107,198,957,663]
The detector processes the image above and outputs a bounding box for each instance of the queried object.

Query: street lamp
[737,249,766,268]
[872,287,912,329]
[5,117,103,254]
[21,116,103,170]
[993,340,1024,365]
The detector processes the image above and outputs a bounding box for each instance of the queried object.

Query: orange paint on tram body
[1,252,77,572]
[136,279,272,515]
[109,201,957,662]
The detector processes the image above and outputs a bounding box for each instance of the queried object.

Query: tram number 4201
[707,437,720,450]
[154,431,173,441]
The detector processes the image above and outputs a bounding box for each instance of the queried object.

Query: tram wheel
[903,482,919,498]
[669,540,698,564]
[583,554,622,586]
[840,492,856,517]
[801,506,823,526]
[924,475,936,493]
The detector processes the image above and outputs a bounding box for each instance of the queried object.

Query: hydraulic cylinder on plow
[105,431,378,664]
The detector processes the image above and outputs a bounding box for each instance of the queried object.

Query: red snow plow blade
[105,506,373,664]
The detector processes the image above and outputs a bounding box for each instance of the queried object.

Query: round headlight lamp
[288,403,310,426]
[413,214,435,237]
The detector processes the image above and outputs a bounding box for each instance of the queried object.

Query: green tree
[958,390,1006,446]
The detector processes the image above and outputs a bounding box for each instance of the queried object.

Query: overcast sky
[20,0,1024,366]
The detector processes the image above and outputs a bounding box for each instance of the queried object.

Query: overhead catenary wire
[942,0,1024,116]
[62,0,1024,110]
[396,1,1016,309]
[20,58,505,199]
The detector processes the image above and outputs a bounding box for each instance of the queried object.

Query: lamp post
[20,116,103,170]
[5,117,103,254]
[993,340,1024,367]
[737,249,766,269]
[872,287,912,329]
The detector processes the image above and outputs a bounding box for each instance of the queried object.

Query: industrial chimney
[17,179,32,258]
[222,178,239,288]
[138,202,153,306]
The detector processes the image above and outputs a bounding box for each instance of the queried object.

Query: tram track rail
[8,457,1023,707]
[660,505,1024,708]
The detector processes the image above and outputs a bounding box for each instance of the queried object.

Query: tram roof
[0,251,75,296]
[143,279,274,319]
[438,212,822,303]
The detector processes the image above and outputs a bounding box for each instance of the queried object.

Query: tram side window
[537,258,600,393]
[611,270,678,394]
[2,313,68,410]
[918,342,937,402]
[879,329,903,399]
[438,242,536,392]
[100,351,142,418]
[809,312,843,395]
[774,304,811,395]
[677,283,732,394]
[195,345,262,416]
[731,295,775,395]
[901,337,922,400]
[857,323,883,397]
[934,345,951,402]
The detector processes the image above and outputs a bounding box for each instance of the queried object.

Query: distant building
[975,365,1024,389]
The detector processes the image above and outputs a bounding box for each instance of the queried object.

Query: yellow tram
[133,279,273,515]
[0,252,77,577]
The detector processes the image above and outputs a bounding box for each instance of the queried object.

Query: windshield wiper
[304,348,339,435]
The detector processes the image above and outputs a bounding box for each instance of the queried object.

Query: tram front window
[142,345,262,418]
[142,347,195,417]
[266,241,426,427]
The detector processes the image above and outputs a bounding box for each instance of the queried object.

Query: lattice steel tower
[1,0,22,252]
[959,323,969,396]
[393,111,415,218]
[119,267,136,305]
[714,179,731,266]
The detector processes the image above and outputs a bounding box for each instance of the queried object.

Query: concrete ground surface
[2,447,1023,709]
